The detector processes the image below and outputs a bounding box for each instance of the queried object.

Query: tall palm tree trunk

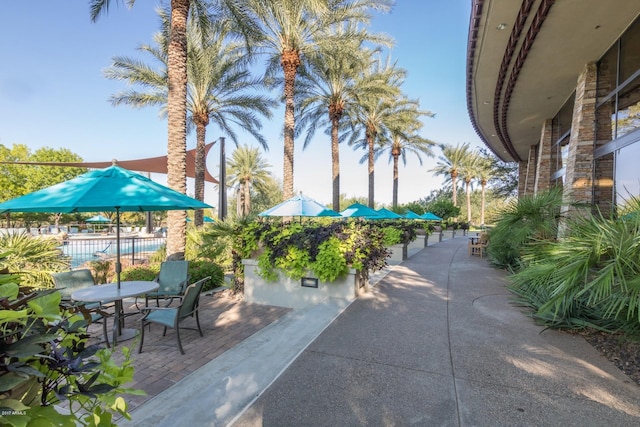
[243,179,251,215]
[465,178,472,223]
[451,171,458,207]
[392,153,399,208]
[165,0,189,260]
[366,125,376,208]
[194,116,208,227]
[481,179,487,225]
[329,104,342,211]
[281,49,300,200]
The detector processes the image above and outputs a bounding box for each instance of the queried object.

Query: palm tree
[346,59,406,207]
[459,150,480,223]
[90,0,205,259]
[476,154,494,226]
[297,25,392,211]
[226,145,272,217]
[374,106,436,208]
[430,142,472,207]
[239,0,392,200]
[105,11,274,227]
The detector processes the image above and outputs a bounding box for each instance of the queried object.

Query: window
[615,142,640,209]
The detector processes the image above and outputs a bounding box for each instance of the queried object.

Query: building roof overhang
[467,0,640,162]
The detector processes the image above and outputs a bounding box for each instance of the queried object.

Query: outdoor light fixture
[497,23,508,30]
[301,277,319,288]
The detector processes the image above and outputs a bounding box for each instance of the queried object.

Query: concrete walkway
[124,236,640,427]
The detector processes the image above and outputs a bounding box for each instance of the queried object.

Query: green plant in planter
[310,237,348,282]
[247,220,389,284]
[382,226,403,246]
[0,266,142,426]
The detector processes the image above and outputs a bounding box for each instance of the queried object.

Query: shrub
[509,206,640,334]
[0,264,142,426]
[120,261,224,293]
[188,260,224,292]
[120,264,160,282]
[487,188,563,271]
[0,232,70,289]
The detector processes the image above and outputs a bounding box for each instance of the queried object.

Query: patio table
[72,281,159,347]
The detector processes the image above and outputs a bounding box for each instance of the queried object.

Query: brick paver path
[87,292,290,413]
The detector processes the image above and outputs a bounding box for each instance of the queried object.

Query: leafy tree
[0,144,30,203]
[395,202,425,215]
[226,145,273,217]
[0,145,85,202]
[481,148,518,198]
[249,175,284,216]
[0,144,86,229]
[105,9,274,226]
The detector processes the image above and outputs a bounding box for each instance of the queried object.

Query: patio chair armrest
[140,306,174,314]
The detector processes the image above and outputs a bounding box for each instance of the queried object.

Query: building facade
[467,0,640,216]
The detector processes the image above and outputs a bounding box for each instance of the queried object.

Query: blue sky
[0,1,483,208]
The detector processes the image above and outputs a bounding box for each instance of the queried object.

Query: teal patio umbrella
[376,208,403,219]
[404,210,422,219]
[259,193,341,218]
[340,203,383,219]
[86,214,111,232]
[421,212,442,221]
[86,214,111,223]
[0,165,211,288]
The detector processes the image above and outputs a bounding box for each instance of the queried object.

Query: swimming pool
[60,236,166,268]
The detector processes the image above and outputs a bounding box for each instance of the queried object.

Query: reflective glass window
[620,19,640,83]
[615,74,640,138]
[598,43,618,103]
[615,141,640,209]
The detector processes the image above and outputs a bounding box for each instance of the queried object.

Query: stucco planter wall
[407,235,427,252]
[242,259,368,309]
[387,243,408,265]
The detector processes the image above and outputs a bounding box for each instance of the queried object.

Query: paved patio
[87,292,291,413]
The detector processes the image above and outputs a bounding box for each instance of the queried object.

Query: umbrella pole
[116,207,121,289]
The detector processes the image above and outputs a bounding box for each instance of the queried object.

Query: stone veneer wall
[534,119,553,194]
[594,56,616,217]
[518,161,528,197]
[562,63,597,216]
[524,145,537,196]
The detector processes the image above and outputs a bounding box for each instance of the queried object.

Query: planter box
[407,236,427,253]
[387,243,408,264]
[242,259,368,309]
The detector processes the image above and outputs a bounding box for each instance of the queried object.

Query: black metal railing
[60,236,166,269]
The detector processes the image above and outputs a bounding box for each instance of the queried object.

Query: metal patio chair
[138,276,210,355]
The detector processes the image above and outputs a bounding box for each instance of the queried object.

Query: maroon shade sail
[0,141,219,184]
